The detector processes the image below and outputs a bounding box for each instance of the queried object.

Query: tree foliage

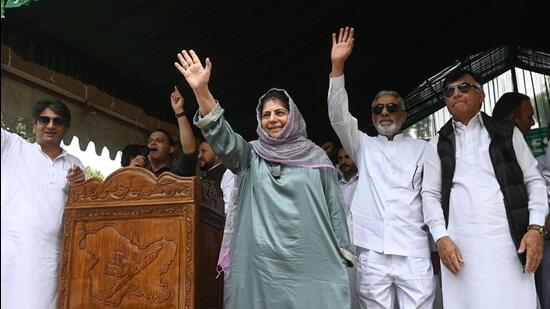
[85,166,104,180]
[1,115,36,143]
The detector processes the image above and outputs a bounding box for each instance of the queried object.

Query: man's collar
[376,132,405,142]
[338,173,358,184]
[452,111,483,129]
[207,162,223,172]
[35,143,67,159]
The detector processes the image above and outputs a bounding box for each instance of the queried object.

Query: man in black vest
[198,139,226,188]
[421,69,548,309]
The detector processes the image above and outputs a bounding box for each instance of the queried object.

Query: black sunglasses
[37,116,67,126]
[371,103,400,115]
[444,82,481,98]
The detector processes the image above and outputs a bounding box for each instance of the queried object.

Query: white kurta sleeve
[421,135,449,242]
[543,146,550,202]
[511,128,549,225]
[327,75,362,163]
[1,128,18,156]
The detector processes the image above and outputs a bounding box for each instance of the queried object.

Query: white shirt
[421,113,547,309]
[338,173,358,239]
[536,155,546,173]
[328,75,430,258]
[542,145,550,209]
[1,129,84,309]
[220,168,236,215]
[422,113,548,242]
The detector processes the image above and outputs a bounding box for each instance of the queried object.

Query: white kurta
[1,129,84,309]
[220,168,236,307]
[422,114,548,309]
[329,75,434,309]
[328,74,431,259]
[543,147,550,201]
[337,173,358,239]
[338,174,360,309]
[220,168,236,215]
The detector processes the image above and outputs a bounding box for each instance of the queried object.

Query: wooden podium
[58,167,224,308]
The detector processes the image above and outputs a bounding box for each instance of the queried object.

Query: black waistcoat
[437,112,529,265]
[203,163,227,189]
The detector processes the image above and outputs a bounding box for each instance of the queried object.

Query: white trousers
[356,248,435,309]
[348,262,361,309]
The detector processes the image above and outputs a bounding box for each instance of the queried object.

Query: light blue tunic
[200,112,353,309]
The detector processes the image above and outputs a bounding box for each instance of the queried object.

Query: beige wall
[1,44,179,159]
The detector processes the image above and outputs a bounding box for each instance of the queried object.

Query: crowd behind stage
[2,27,549,309]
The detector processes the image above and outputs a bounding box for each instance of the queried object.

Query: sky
[63,136,122,177]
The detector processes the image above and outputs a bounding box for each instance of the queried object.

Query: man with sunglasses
[1,99,85,308]
[422,69,548,308]
[328,27,434,309]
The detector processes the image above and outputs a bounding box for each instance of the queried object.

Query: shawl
[217,88,336,279]
[250,88,334,169]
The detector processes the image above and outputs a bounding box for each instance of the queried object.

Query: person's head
[371,90,407,140]
[258,89,290,139]
[198,140,220,171]
[32,99,71,148]
[337,147,358,181]
[492,92,534,136]
[443,69,485,124]
[320,140,339,164]
[147,129,176,166]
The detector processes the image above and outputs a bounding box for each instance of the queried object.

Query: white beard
[375,120,403,137]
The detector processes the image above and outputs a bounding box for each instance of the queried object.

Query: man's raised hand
[170,86,185,114]
[331,26,355,76]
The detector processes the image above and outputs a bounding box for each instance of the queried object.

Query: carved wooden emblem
[59,169,199,308]
[79,225,177,305]
[68,167,194,206]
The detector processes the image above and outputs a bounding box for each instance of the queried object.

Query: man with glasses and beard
[1,99,85,308]
[422,69,548,308]
[328,27,434,309]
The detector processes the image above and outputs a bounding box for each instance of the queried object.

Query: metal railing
[404,68,550,141]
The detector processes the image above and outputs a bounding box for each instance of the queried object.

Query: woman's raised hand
[175,50,212,91]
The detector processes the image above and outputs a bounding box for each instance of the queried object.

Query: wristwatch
[175,111,187,118]
[527,224,548,237]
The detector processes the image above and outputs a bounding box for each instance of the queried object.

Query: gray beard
[375,120,403,137]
